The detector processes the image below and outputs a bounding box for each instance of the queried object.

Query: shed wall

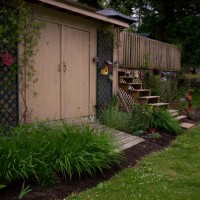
[19,5,99,122]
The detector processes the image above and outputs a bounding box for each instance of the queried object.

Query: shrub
[0,123,123,187]
[143,74,177,103]
[100,108,130,132]
[129,104,153,133]
[152,108,182,135]
[129,105,182,136]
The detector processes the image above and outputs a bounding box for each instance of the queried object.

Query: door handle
[58,64,61,72]
[63,62,66,72]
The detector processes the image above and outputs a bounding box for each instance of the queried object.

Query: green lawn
[192,88,200,108]
[66,125,200,200]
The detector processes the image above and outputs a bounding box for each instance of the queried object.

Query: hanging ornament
[2,50,16,67]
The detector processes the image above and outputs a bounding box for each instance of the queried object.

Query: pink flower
[2,50,16,67]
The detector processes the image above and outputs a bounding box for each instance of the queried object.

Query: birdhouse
[100,61,113,75]
[100,66,108,75]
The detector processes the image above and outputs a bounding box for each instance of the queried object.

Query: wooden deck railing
[119,31,181,71]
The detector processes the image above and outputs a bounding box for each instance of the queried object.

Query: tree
[78,0,103,9]
[106,0,200,66]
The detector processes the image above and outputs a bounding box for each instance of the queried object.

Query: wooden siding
[19,5,98,122]
[62,26,90,118]
[119,31,181,70]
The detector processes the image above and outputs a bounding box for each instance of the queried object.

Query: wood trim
[37,0,129,28]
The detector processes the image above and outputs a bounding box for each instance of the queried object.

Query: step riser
[153,104,169,109]
[128,91,151,99]
[119,83,142,92]
[138,97,160,105]
[118,71,126,76]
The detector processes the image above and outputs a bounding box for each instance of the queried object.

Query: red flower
[2,50,16,67]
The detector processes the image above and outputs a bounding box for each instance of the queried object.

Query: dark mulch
[0,138,171,200]
[0,107,199,200]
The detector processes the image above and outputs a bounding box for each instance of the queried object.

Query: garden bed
[0,107,199,200]
[0,134,174,200]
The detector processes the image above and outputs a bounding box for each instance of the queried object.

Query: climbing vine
[0,0,45,124]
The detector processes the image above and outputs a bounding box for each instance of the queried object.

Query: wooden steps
[128,89,151,99]
[118,71,195,130]
[138,96,160,105]
[118,72,169,108]
[119,76,136,83]
[150,102,169,108]
[119,82,142,89]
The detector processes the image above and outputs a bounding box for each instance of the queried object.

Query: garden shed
[0,0,134,126]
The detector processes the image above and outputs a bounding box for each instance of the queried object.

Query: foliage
[100,101,182,136]
[149,132,160,140]
[143,74,177,103]
[129,104,154,133]
[152,108,182,135]
[0,184,6,190]
[105,0,200,67]
[78,0,103,9]
[0,1,45,123]
[100,108,130,132]
[67,125,200,200]
[18,183,32,199]
[191,88,200,109]
[0,122,123,187]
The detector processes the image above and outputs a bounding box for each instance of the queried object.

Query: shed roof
[36,0,130,27]
[96,9,136,24]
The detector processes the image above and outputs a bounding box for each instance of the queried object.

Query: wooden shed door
[26,21,61,121]
[62,26,90,118]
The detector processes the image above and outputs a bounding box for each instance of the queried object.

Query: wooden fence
[119,31,181,71]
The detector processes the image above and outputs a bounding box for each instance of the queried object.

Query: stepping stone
[175,115,187,121]
[180,122,195,129]
[169,109,179,117]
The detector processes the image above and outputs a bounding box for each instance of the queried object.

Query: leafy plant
[18,183,32,199]
[100,108,130,132]
[129,104,153,133]
[152,108,182,135]
[0,122,123,187]
[0,184,6,190]
[143,74,177,103]
[149,132,160,140]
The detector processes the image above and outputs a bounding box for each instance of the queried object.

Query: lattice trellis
[0,3,18,127]
[117,87,135,111]
[96,31,113,115]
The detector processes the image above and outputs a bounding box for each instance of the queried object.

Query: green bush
[0,123,123,187]
[129,104,153,133]
[152,108,182,135]
[100,108,130,132]
[143,74,177,103]
[129,105,182,135]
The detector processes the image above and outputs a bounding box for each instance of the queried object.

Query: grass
[181,73,200,80]
[192,88,200,108]
[67,125,200,200]
[0,122,123,187]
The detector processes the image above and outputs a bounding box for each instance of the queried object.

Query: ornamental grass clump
[152,108,183,135]
[100,108,130,132]
[0,122,123,187]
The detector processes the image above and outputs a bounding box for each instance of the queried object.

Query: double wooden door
[26,21,90,121]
